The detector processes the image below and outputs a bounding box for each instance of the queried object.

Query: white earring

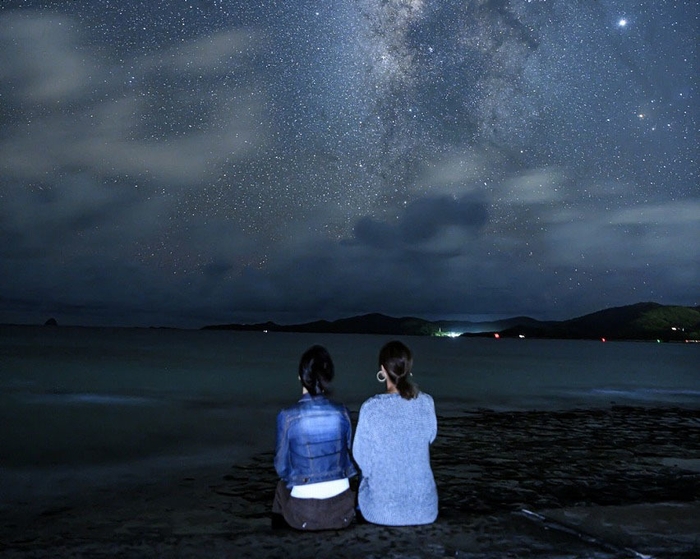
[376,370,387,383]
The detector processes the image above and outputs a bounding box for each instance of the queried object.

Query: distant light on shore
[433,329,463,338]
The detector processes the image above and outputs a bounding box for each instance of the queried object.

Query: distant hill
[467,302,700,342]
[202,303,700,341]
[203,313,452,336]
[201,312,532,336]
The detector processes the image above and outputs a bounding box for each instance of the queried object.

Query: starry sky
[0,0,698,328]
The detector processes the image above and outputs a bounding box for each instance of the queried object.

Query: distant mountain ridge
[202,302,700,341]
[201,312,537,336]
[478,302,700,341]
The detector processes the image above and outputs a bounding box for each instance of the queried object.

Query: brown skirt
[272,480,356,531]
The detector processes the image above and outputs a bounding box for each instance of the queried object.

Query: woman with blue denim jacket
[272,345,357,530]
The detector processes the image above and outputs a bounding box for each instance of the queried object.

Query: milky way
[0,0,697,327]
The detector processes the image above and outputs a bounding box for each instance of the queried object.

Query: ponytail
[379,340,418,400]
[299,345,334,396]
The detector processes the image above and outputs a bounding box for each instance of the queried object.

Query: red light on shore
[494,333,500,339]
[601,337,606,342]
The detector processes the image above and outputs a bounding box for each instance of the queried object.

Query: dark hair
[379,340,418,400]
[298,345,334,396]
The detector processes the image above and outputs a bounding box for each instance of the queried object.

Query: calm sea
[1,325,698,506]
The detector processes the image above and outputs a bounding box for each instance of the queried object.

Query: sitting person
[272,345,357,530]
[353,340,438,526]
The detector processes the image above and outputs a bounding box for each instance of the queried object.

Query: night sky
[0,0,698,328]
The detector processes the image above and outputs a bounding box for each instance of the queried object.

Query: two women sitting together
[272,341,437,530]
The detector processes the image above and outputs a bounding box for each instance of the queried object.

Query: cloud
[351,193,488,252]
[0,12,94,102]
[352,216,398,249]
[413,150,507,195]
[501,168,566,204]
[613,200,700,226]
[0,12,267,187]
[400,194,488,243]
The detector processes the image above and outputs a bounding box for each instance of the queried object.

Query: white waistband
[290,478,350,499]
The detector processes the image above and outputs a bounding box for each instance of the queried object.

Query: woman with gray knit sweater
[353,340,438,526]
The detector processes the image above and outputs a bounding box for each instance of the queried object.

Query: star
[617,18,628,28]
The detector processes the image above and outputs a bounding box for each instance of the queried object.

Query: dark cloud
[352,217,399,250]
[400,195,488,244]
[351,193,488,255]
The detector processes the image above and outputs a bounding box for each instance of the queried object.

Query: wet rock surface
[1,406,699,558]
[432,406,700,514]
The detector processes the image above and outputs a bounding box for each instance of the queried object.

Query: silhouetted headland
[202,302,700,342]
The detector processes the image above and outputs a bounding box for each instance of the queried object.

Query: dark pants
[272,480,356,531]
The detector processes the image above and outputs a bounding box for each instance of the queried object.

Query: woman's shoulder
[325,397,352,415]
[359,393,394,412]
[277,400,301,418]
[278,396,350,420]
[414,391,435,410]
[361,392,434,406]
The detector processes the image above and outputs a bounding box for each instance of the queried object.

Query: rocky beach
[2,405,699,558]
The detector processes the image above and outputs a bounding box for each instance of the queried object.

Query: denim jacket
[275,393,357,488]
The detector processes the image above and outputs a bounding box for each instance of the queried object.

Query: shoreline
[2,405,699,558]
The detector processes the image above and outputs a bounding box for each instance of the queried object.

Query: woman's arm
[273,410,290,480]
[343,407,354,453]
[428,396,437,444]
[352,404,370,471]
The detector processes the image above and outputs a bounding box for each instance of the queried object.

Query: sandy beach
[2,405,699,558]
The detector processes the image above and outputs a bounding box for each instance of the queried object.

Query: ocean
[1,325,698,507]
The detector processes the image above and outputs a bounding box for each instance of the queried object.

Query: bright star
[618,18,627,28]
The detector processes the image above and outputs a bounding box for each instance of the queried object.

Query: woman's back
[272,345,357,531]
[353,391,438,526]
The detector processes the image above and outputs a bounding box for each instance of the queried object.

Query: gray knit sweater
[353,392,438,526]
